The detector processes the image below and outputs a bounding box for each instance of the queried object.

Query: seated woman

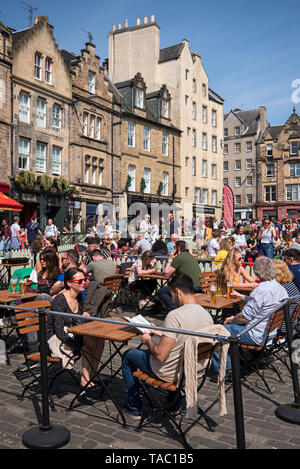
[245,230,259,263]
[36,248,61,299]
[128,250,158,308]
[46,268,104,390]
[216,248,258,295]
[44,236,62,269]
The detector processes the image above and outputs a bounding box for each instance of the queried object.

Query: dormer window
[135,88,144,108]
[35,52,42,80]
[45,57,52,84]
[162,99,169,118]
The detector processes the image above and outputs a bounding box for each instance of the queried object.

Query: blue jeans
[260,243,274,259]
[0,236,11,251]
[158,285,203,311]
[122,349,159,414]
[211,324,257,372]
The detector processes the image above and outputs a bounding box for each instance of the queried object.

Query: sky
[2,0,300,126]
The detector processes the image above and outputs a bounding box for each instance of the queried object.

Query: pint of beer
[210,284,217,304]
[19,279,26,294]
[226,282,233,299]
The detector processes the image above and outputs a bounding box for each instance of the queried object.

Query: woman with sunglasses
[257,218,277,259]
[216,248,258,295]
[47,268,104,390]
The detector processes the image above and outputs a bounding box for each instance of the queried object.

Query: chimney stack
[260,104,267,132]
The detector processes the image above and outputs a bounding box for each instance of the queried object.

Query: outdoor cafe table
[67,318,139,424]
[234,284,257,295]
[136,272,169,310]
[0,261,29,289]
[194,293,242,323]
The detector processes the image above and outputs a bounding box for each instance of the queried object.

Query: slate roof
[225,108,262,136]
[159,43,184,63]
[268,125,283,139]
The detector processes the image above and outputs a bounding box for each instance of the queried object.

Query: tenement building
[108,15,224,221]
[256,107,300,220]
[223,105,268,220]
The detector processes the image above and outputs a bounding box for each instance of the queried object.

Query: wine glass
[19,278,27,295]
[10,278,18,292]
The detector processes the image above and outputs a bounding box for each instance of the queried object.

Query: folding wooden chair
[132,343,218,449]
[198,272,217,293]
[239,307,286,393]
[14,300,80,407]
[102,274,124,314]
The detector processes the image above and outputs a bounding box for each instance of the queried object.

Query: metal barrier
[0,295,299,449]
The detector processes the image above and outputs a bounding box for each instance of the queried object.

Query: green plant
[15,171,36,190]
[68,185,78,197]
[157,181,163,194]
[140,177,146,193]
[38,174,53,192]
[125,175,132,190]
[54,177,68,193]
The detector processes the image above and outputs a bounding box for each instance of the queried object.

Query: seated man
[50,249,80,297]
[210,256,288,380]
[166,233,180,255]
[83,237,101,266]
[111,238,131,260]
[133,234,152,255]
[283,248,300,291]
[86,249,116,284]
[122,274,214,418]
[157,240,202,311]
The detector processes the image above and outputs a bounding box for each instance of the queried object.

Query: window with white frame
[45,57,52,84]
[212,136,217,152]
[202,132,207,150]
[266,143,273,157]
[235,160,241,170]
[286,184,300,201]
[246,141,252,152]
[128,121,136,147]
[202,106,207,123]
[34,52,42,80]
[36,142,46,173]
[202,188,208,205]
[202,159,207,177]
[211,163,216,179]
[161,99,169,118]
[185,157,189,167]
[266,164,275,177]
[192,129,196,147]
[185,187,189,198]
[202,83,206,97]
[235,177,241,187]
[128,165,136,191]
[89,115,95,138]
[211,189,217,205]
[98,160,103,185]
[246,176,252,186]
[52,104,62,132]
[234,126,240,136]
[19,92,30,123]
[192,102,196,120]
[223,177,228,185]
[223,144,228,155]
[192,156,196,176]
[143,126,150,151]
[211,110,217,127]
[88,71,95,94]
[18,137,30,170]
[36,98,46,127]
[235,195,241,205]
[162,131,168,155]
[290,162,300,176]
[92,158,97,185]
[135,88,143,108]
[290,142,299,156]
[224,161,228,171]
[247,194,253,204]
[246,159,253,170]
[235,142,241,153]
[162,171,169,195]
[85,156,90,184]
[194,187,201,204]
[96,117,101,140]
[224,128,228,137]
[144,168,151,194]
[264,185,276,202]
[52,146,61,175]
[83,112,88,136]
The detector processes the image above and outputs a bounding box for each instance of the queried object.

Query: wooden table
[0,290,39,304]
[194,293,243,323]
[67,318,138,422]
[0,262,29,289]
[234,284,257,295]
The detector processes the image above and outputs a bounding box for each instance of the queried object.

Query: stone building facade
[0,22,13,197]
[223,105,268,220]
[10,16,73,230]
[256,108,300,220]
[115,72,181,217]
[64,42,122,231]
[108,15,224,222]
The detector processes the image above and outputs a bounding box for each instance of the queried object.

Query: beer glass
[19,278,27,295]
[10,278,18,292]
[210,284,217,304]
[226,282,233,299]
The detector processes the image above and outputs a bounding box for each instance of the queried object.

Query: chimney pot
[143,16,148,24]
[136,18,140,25]
[150,14,155,22]
[118,22,122,30]
[124,19,128,28]
[112,24,116,32]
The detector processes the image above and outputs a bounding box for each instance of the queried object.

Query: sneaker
[122,405,142,420]
[17,360,40,372]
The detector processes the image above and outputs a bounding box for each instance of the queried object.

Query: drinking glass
[226,282,233,299]
[19,279,27,295]
[10,278,18,292]
[210,284,217,304]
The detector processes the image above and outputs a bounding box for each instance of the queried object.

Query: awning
[0,192,23,212]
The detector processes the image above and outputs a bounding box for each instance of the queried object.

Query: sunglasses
[69,278,87,285]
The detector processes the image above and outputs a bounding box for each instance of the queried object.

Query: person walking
[257,218,277,259]
[10,216,21,250]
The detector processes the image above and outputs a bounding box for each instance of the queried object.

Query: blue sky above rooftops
[2,0,300,126]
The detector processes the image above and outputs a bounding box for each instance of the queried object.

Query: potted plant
[38,174,53,192]
[140,177,146,193]
[125,175,132,191]
[157,181,163,195]
[15,171,36,190]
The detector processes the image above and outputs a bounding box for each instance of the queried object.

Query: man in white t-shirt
[139,214,152,242]
[121,274,213,418]
[44,218,58,240]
